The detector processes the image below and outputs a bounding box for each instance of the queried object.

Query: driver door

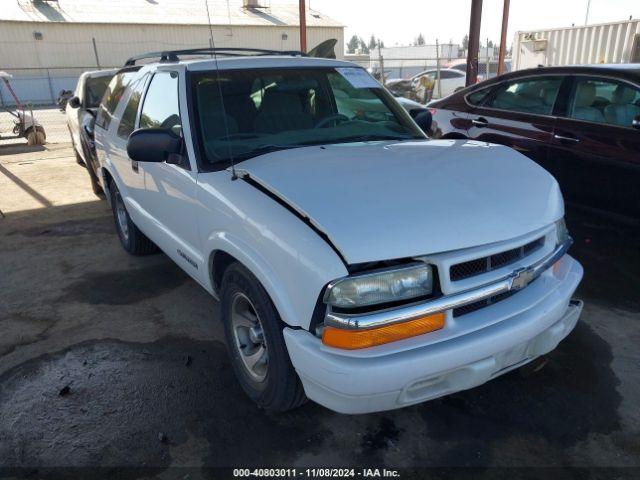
[135,71,203,276]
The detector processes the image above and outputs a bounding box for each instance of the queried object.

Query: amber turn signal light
[322,312,445,350]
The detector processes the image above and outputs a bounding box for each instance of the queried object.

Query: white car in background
[94,49,583,414]
[411,68,467,98]
[66,68,117,193]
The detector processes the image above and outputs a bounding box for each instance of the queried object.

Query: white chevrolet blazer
[94,49,583,414]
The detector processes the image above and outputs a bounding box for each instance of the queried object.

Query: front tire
[221,262,306,412]
[109,182,158,256]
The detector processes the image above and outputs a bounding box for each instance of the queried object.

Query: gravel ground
[0,144,639,478]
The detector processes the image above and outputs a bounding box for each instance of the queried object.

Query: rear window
[84,75,113,109]
[95,71,136,130]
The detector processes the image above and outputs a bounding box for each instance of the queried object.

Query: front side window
[567,78,640,128]
[192,67,424,168]
[486,76,562,116]
[95,71,136,130]
[117,74,148,139]
[139,72,181,136]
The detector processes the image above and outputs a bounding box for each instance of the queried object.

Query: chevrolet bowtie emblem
[510,267,535,291]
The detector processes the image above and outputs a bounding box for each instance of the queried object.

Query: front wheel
[221,262,306,412]
[110,182,158,256]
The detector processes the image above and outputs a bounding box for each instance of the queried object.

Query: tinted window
[486,77,562,115]
[440,70,463,79]
[84,75,113,108]
[117,75,147,139]
[139,72,181,135]
[192,67,422,167]
[567,78,640,128]
[95,72,136,130]
[467,87,492,106]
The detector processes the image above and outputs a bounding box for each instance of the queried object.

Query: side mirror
[127,128,183,163]
[68,96,81,108]
[633,115,640,130]
[413,109,433,134]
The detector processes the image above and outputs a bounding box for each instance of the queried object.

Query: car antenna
[204,0,238,180]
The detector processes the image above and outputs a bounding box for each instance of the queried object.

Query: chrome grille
[450,237,545,282]
[452,290,517,317]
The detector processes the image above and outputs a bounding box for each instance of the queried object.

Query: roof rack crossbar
[124,47,306,66]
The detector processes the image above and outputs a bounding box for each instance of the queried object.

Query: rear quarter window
[95,71,136,131]
[466,87,492,106]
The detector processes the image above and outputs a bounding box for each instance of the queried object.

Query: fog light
[322,312,445,350]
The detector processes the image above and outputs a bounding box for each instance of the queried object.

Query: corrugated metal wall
[513,20,640,70]
[0,21,344,105]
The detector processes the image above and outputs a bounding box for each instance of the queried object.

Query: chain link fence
[348,53,511,103]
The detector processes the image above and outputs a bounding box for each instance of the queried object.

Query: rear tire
[109,182,158,256]
[221,262,306,412]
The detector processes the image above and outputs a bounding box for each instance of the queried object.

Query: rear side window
[117,75,148,139]
[95,71,136,130]
[440,70,463,79]
[566,78,640,128]
[139,72,181,136]
[485,77,562,115]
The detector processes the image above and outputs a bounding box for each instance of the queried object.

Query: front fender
[197,175,348,329]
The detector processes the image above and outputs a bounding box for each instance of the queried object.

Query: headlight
[555,218,569,245]
[325,263,434,309]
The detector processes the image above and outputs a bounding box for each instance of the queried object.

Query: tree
[415,33,425,46]
[359,38,370,54]
[462,34,469,49]
[368,35,377,51]
[487,39,494,49]
[346,34,360,54]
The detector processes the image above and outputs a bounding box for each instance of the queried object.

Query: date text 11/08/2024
[233,468,401,478]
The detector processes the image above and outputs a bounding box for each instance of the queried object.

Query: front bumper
[284,255,583,414]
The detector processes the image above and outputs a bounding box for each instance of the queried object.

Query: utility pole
[378,41,385,86]
[92,37,101,69]
[497,0,510,75]
[465,0,483,86]
[435,38,442,99]
[299,0,307,53]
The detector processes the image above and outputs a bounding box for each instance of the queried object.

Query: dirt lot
[1,143,639,477]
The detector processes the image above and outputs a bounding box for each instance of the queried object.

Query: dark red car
[429,64,640,220]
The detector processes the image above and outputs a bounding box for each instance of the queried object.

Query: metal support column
[497,0,510,75]
[299,0,307,53]
[465,0,483,86]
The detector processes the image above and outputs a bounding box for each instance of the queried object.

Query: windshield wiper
[232,144,301,161]
[323,134,419,144]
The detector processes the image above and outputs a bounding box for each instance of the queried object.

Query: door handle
[472,117,488,127]
[131,160,139,172]
[553,134,580,143]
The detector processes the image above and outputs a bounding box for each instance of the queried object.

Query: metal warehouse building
[512,19,640,70]
[0,0,344,105]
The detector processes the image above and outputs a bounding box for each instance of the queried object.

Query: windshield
[84,75,113,108]
[191,67,425,167]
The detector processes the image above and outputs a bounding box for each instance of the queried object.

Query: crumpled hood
[238,139,563,265]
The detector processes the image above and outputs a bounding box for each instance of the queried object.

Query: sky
[295,0,639,48]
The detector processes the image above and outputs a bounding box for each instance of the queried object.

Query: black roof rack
[124,47,306,66]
